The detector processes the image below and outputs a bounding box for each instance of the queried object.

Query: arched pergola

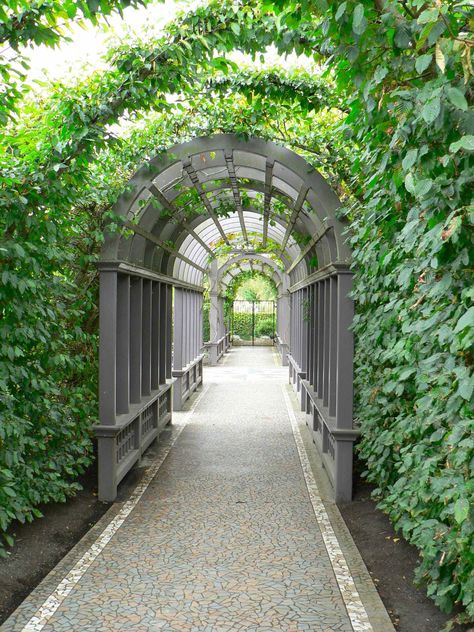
[208,253,290,364]
[95,134,356,504]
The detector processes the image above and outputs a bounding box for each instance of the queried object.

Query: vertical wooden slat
[129,277,142,404]
[159,283,167,384]
[116,274,130,414]
[328,276,338,416]
[166,285,173,379]
[173,287,183,371]
[151,282,160,390]
[99,270,117,425]
[336,273,354,428]
[141,279,152,396]
[323,279,330,407]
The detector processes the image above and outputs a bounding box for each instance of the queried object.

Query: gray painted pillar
[188,291,191,363]
[312,282,318,390]
[336,274,354,429]
[322,279,330,407]
[184,290,189,367]
[99,270,117,425]
[141,280,152,397]
[116,274,130,415]
[296,291,300,365]
[219,297,225,338]
[129,277,142,404]
[189,291,194,361]
[209,259,219,342]
[191,292,195,360]
[289,292,293,356]
[328,277,338,417]
[151,282,160,391]
[173,287,184,371]
[198,292,203,352]
[307,285,313,387]
[159,283,167,384]
[301,287,308,374]
[317,282,324,398]
[166,285,173,380]
[277,291,291,346]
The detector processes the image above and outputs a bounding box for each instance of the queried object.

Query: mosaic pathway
[3,347,389,632]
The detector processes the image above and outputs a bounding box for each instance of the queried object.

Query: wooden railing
[95,384,172,501]
[172,355,204,410]
[204,332,231,365]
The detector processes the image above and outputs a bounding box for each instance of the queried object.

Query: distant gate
[231,300,276,346]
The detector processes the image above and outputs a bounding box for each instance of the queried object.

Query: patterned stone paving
[2,347,386,632]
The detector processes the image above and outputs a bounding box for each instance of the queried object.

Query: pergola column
[96,265,174,502]
[207,259,223,365]
[172,287,205,410]
[277,291,290,366]
[288,268,357,503]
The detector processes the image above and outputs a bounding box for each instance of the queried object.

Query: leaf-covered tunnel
[96,133,356,503]
[1,0,472,622]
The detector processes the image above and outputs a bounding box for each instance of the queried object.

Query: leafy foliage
[0,0,473,624]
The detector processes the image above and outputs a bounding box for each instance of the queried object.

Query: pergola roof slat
[262,159,274,248]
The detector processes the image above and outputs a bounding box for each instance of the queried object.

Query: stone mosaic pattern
[281,386,373,632]
[3,348,379,632]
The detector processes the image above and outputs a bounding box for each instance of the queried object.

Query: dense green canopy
[0,0,472,623]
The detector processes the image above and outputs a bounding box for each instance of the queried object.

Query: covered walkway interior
[3,347,393,632]
[96,134,357,506]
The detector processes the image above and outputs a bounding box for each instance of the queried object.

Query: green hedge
[232,311,274,340]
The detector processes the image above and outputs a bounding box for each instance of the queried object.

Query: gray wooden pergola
[95,134,357,503]
[216,253,290,362]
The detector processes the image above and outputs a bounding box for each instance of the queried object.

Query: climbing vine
[0,0,472,624]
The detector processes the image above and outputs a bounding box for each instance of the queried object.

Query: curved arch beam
[102,134,349,288]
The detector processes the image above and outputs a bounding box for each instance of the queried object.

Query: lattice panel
[327,432,335,460]
[116,419,137,463]
[141,402,157,438]
[313,409,322,434]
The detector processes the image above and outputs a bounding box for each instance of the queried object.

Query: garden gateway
[0,0,472,628]
[96,134,356,502]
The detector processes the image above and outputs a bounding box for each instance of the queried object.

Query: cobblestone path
[3,347,389,632]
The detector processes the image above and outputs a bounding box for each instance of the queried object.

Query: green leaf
[402,149,418,171]
[374,66,388,83]
[399,368,416,380]
[416,54,432,74]
[454,307,474,333]
[458,378,473,401]
[394,26,411,49]
[449,135,474,153]
[3,534,14,547]
[335,2,347,21]
[418,8,440,24]
[415,179,433,197]
[453,498,469,524]
[446,87,468,111]
[352,4,366,35]
[421,97,441,124]
[405,173,416,194]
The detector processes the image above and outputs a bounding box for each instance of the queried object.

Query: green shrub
[255,317,274,337]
